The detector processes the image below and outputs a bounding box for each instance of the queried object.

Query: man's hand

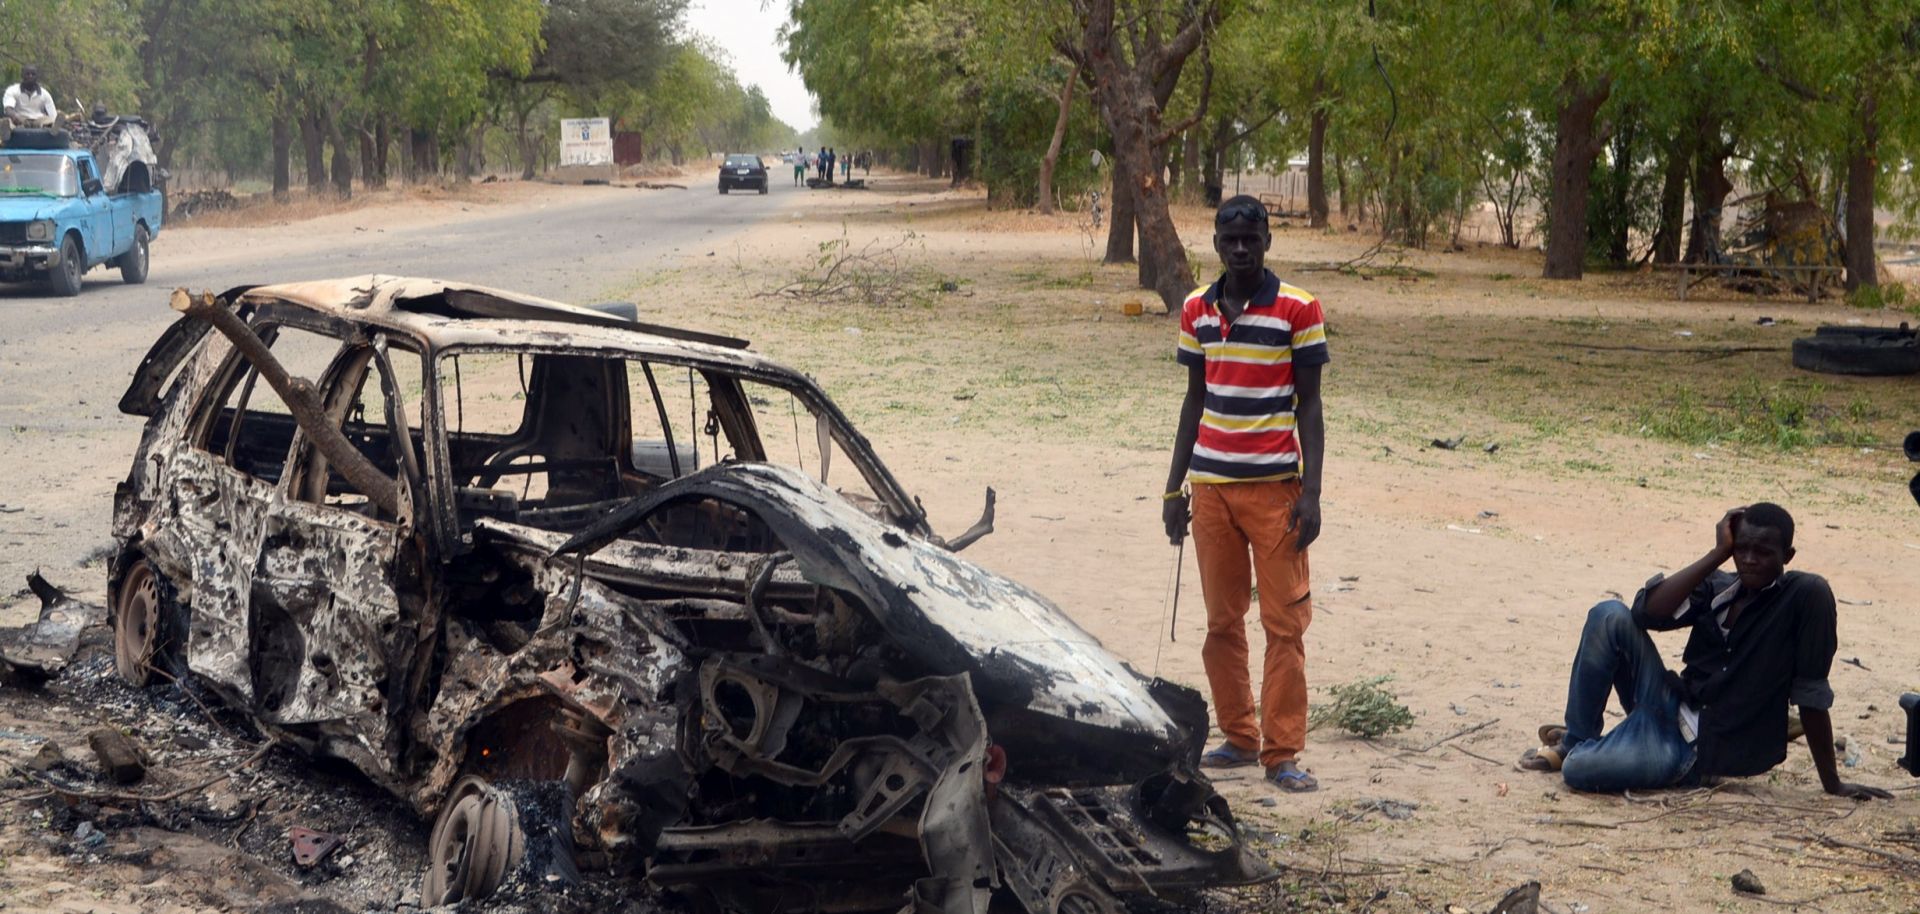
[1827,781,1894,801]
[1289,491,1321,551]
[1163,493,1189,545]
[1714,506,1745,558]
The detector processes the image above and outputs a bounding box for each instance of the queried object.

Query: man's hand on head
[1714,506,1745,559]
[1827,781,1894,801]
[1289,491,1320,551]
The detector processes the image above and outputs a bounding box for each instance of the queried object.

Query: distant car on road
[717,153,767,194]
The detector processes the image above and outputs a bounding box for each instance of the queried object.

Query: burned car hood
[542,463,1189,750]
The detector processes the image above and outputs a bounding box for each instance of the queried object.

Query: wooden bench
[1652,262,1843,303]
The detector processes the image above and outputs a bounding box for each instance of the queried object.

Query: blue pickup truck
[0,124,163,296]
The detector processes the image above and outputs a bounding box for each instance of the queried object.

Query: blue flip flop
[1266,766,1319,792]
[1200,742,1260,769]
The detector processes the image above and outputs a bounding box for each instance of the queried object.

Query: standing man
[794,146,807,186]
[1164,195,1328,793]
[2,65,60,143]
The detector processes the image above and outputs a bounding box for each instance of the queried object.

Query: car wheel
[423,776,525,905]
[48,233,82,297]
[112,557,179,686]
[422,776,576,905]
[758,182,767,195]
[719,184,728,194]
[1791,334,1920,376]
[118,224,150,285]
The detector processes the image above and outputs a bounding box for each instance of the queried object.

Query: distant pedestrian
[825,147,836,184]
[793,146,806,186]
[841,152,851,181]
[860,151,871,176]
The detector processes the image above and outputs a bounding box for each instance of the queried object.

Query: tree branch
[1155,44,1212,145]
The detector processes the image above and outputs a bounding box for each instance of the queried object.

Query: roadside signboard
[560,118,613,167]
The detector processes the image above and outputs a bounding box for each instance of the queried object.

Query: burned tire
[422,776,576,906]
[111,557,186,686]
[1791,334,1920,376]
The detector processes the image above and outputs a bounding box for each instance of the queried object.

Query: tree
[1057,0,1215,310]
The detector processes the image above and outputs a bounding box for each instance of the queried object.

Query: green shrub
[1309,676,1415,738]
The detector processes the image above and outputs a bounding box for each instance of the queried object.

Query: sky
[684,0,819,134]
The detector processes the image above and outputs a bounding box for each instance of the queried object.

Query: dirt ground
[4,173,1919,913]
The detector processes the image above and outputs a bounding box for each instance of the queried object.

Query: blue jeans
[1558,601,1696,792]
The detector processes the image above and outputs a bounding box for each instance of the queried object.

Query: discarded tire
[1790,333,1920,376]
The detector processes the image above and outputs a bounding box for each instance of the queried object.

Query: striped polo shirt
[1176,270,1329,484]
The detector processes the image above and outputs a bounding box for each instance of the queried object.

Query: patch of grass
[1844,281,1910,311]
[1563,458,1613,473]
[1490,272,1515,281]
[1635,380,1878,451]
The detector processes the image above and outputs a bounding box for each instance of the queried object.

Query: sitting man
[1520,503,1890,800]
[4,65,59,128]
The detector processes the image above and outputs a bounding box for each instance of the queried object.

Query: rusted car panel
[109,276,1273,912]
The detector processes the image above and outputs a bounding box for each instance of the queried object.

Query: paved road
[0,180,795,599]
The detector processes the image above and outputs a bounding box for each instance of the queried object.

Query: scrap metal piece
[0,573,108,681]
[290,825,344,868]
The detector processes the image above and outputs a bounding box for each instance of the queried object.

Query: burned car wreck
[107,276,1273,912]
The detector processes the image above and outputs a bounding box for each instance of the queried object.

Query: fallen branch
[1408,717,1499,753]
[20,739,274,805]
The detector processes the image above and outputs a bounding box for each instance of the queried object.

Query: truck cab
[1,128,163,296]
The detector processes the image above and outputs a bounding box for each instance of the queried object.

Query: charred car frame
[107,276,1273,912]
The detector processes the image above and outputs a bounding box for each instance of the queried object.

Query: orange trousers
[1190,479,1313,767]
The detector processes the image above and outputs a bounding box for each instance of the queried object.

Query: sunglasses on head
[1216,202,1268,226]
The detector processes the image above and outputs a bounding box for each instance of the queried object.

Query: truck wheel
[119,224,151,285]
[48,234,83,297]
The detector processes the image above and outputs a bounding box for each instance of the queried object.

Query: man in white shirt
[4,66,60,128]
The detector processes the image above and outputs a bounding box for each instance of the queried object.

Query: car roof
[235,275,781,368]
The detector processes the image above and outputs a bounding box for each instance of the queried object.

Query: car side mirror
[82,177,102,196]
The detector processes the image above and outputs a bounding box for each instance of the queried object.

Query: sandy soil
[3,173,1918,913]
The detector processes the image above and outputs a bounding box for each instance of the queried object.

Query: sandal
[1266,765,1319,792]
[1538,724,1567,747]
[1517,744,1563,773]
[1200,742,1260,769]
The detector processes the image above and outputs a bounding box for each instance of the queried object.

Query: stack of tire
[1791,324,1919,376]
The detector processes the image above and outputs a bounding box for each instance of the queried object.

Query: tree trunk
[1334,147,1349,220]
[327,113,353,200]
[411,128,436,181]
[1178,127,1201,202]
[372,121,390,189]
[1038,65,1079,214]
[1201,116,1229,207]
[1605,116,1636,264]
[1683,126,1733,264]
[1105,154,1137,263]
[271,112,292,202]
[1306,86,1329,228]
[300,109,327,194]
[1541,74,1612,280]
[359,127,378,192]
[1139,142,1173,289]
[1650,133,1687,264]
[1094,73,1192,309]
[1842,93,1879,290]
